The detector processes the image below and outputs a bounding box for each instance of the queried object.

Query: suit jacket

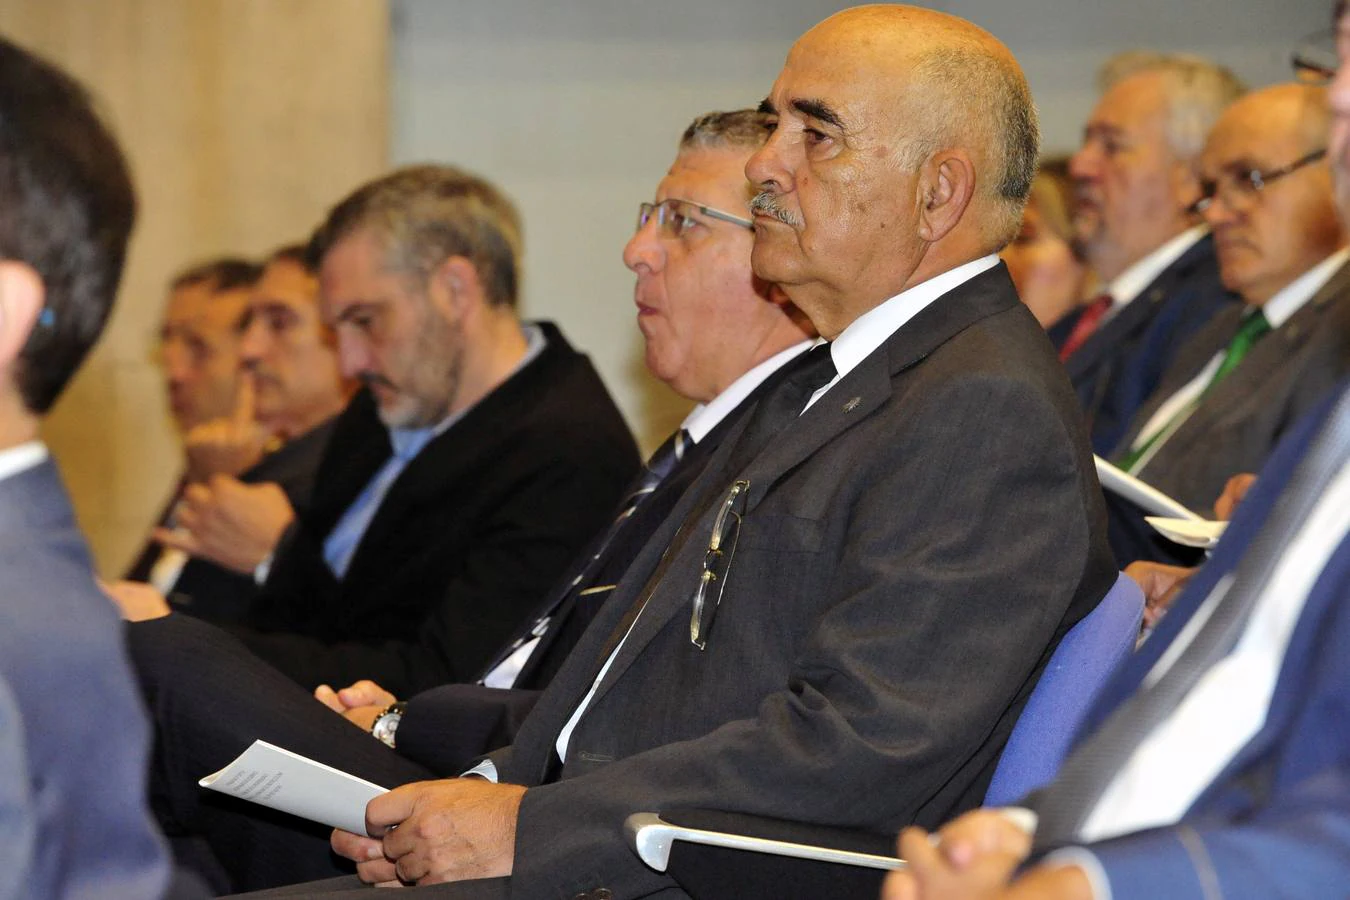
[1064,234,1238,454]
[125,417,336,625]
[0,458,205,899]
[1112,258,1350,512]
[395,388,759,775]
[1049,382,1350,898]
[223,322,640,696]
[488,265,1117,899]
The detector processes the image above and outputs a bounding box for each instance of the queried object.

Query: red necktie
[1059,294,1114,361]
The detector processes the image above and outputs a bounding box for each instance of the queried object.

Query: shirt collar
[681,340,814,443]
[1108,225,1209,309]
[0,440,48,485]
[1259,246,1350,329]
[826,254,1001,383]
[387,322,548,460]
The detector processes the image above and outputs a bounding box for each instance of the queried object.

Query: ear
[915,150,977,244]
[1170,159,1203,218]
[428,255,486,320]
[0,261,44,371]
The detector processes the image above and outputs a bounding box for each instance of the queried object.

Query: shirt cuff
[252,552,273,586]
[461,759,498,782]
[1042,847,1112,900]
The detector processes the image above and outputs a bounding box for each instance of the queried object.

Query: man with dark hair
[0,33,204,899]
[114,164,640,699]
[240,7,1111,897]
[158,256,262,440]
[125,243,352,624]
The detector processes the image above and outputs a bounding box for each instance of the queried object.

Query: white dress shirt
[803,254,1001,411]
[0,441,48,485]
[1102,226,1208,322]
[555,257,1000,765]
[1042,458,1350,899]
[478,340,813,692]
[1126,247,1350,465]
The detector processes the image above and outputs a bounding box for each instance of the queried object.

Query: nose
[623,217,665,274]
[1200,188,1236,228]
[336,329,373,382]
[746,125,789,194]
[160,340,191,384]
[238,316,267,367]
[1068,141,1099,182]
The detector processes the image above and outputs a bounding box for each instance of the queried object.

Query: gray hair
[679,109,773,153]
[1098,52,1246,163]
[307,164,523,308]
[897,43,1041,249]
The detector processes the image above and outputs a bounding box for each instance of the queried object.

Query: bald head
[1199,83,1341,304]
[746,4,1037,337]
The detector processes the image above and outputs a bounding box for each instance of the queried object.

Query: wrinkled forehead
[656,148,757,209]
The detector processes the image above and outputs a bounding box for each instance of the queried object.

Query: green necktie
[1119,309,1272,474]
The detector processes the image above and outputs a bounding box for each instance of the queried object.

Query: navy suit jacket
[1063,233,1237,454]
[1058,383,1350,897]
[0,458,205,898]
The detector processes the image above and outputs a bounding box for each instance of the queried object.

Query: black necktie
[475,429,690,684]
[1030,387,1350,851]
[719,341,836,477]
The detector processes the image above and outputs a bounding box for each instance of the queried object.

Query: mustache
[358,371,396,391]
[750,191,802,227]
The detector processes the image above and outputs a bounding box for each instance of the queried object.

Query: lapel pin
[842,396,861,412]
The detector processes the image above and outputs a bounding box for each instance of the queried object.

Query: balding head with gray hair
[1098,52,1246,165]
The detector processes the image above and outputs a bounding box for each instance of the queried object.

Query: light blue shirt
[321,324,546,578]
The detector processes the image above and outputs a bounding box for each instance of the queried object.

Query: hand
[154,476,294,574]
[1213,473,1257,521]
[1124,561,1196,629]
[102,579,171,621]
[315,680,397,731]
[331,778,527,885]
[184,376,271,482]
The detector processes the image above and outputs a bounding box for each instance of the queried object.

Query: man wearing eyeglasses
[1060,53,1244,455]
[1108,83,1350,516]
[280,7,1114,900]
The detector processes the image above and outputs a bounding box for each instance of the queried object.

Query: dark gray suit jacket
[1112,257,1350,512]
[487,264,1117,899]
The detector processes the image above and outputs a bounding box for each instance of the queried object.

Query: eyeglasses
[690,479,749,650]
[637,198,754,240]
[1292,28,1337,84]
[1191,149,1328,216]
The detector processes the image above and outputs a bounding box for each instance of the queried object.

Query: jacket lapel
[580,264,1024,707]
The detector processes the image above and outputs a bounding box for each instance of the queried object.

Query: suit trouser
[128,615,437,893]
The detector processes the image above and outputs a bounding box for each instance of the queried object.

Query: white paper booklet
[1093,455,1202,522]
[1145,516,1228,549]
[199,739,386,834]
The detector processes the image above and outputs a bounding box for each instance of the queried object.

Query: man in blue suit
[0,35,205,900]
[884,18,1350,896]
[1060,52,1243,454]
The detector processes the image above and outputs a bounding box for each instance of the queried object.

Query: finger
[898,826,942,874]
[880,870,920,900]
[152,526,201,557]
[232,371,257,428]
[314,684,345,713]
[332,827,386,864]
[356,857,400,885]
[340,680,396,708]
[365,785,418,836]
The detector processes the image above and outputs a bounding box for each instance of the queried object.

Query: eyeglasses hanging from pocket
[690,479,749,650]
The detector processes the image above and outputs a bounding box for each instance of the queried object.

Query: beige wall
[0,0,390,574]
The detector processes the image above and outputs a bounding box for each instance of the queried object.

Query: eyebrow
[757,96,846,131]
[793,98,845,130]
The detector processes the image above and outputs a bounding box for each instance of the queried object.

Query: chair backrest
[983,572,1144,806]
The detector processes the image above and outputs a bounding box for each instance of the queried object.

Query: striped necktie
[477,429,689,686]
